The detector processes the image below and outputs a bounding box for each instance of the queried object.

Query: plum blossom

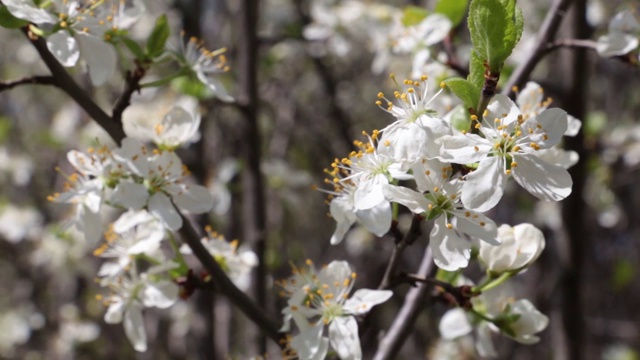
[318,142,398,244]
[479,223,545,273]
[134,105,200,150]
[376,74,452,168]
[180,227,258,291]
[3,0,144,85]
[279,260,392,360]
[112,137,214,230]
[101,264,179,352]
[383,159,498,270]
[597,9,640,57]
[438,94,573,212]
[176,36,232,101]
[94,210,166,281]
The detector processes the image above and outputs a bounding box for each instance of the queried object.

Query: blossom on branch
[278,260,392,360]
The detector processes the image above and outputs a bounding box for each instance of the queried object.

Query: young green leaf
[122,37,146,61]
[146,14,170,59]
[434,0,469,27]
[402,6,429,27]
[443,77,480,113]
[468,51,485,89]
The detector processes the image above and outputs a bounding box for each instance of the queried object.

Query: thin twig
[443,35,469,78]
[546,38,597,53]
[177,213,285,346]
[23,27,127,145]
[502,0,575,96]
[373,246,435,360]
[0,75,56,92]
[378,215,423,290]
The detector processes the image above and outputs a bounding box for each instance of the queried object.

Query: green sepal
[0,5,28,29]
[443,77,480,113]
[402,6,429,27]
[146,14,170,59]
[434,0,469,27]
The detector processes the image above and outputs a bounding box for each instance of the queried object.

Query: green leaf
[146,14,170,59]
[468,51,485,89]
[434,0,468,27]
[468,0,522,74]
[0,5,28,29]
[402,6,429,27]
[121,37,146,61]
[443,77,480,112]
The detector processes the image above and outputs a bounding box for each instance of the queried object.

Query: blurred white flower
[180,228,258,291]
[0,204,43,243]
[597,10,640,57]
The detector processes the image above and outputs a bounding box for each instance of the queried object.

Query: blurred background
[0,0,639,359]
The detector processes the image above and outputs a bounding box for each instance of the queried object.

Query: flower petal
[329,316,362,360]
[47,32,80,67]
[512,154,572,202]
[462,156,507,212]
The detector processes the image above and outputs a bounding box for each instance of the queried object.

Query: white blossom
[383,159,498,270]
[597,10,640,57]
[438,94,573,212]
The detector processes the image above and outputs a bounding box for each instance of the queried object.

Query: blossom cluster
[48,107,257,351]
[315,75,578,358]
[278,260,392,360]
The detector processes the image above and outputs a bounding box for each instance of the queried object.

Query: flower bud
[479,223,545,273]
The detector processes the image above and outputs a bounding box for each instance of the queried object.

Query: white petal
[76,33,117,85]
[112,182,149,210]
[420,14,453,45]
[330,197,357,245]
[329,316,362,360]
[291,323,325,360]
[343,289,393,315]
[124,304,147,352]
[148,192,182,230]
[104,300,125,324]
[47,32,80,67]
[530,108,568,148]
[382,184,431,214]
[356,201,392,237]
[438,134,491,164]
[354,174,387,210]
[430,216,471,271]
[596,33,639,56]
[462,156,507,212]
[516,82,544,113]
[113,209,155,233]
[476,322,498,358]
[452,211,499,245]
[565,115,582,137]
[439,308,472,339]
[511,154,572,202]
[3,0,56,23]
[486,94,520,126]
[142,281,178,309]
[171,184,214,214]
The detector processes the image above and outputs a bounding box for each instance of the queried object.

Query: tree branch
[177,213,285,346]
[502,0,575,96]
[112,63,146,124]
[373,246,435,360]
[378,215,424,290]
[0,75,56,92]
[23,27,127,145]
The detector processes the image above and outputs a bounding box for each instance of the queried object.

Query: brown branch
[373,246,435,360]
[177,213,285,346]
[378,214,424,290]
[112,63,146,124]
[0,75,56,92]
[237,0,270,353]
[443,34,469,78]
[23,27,127,145]
[502,0,575,96]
